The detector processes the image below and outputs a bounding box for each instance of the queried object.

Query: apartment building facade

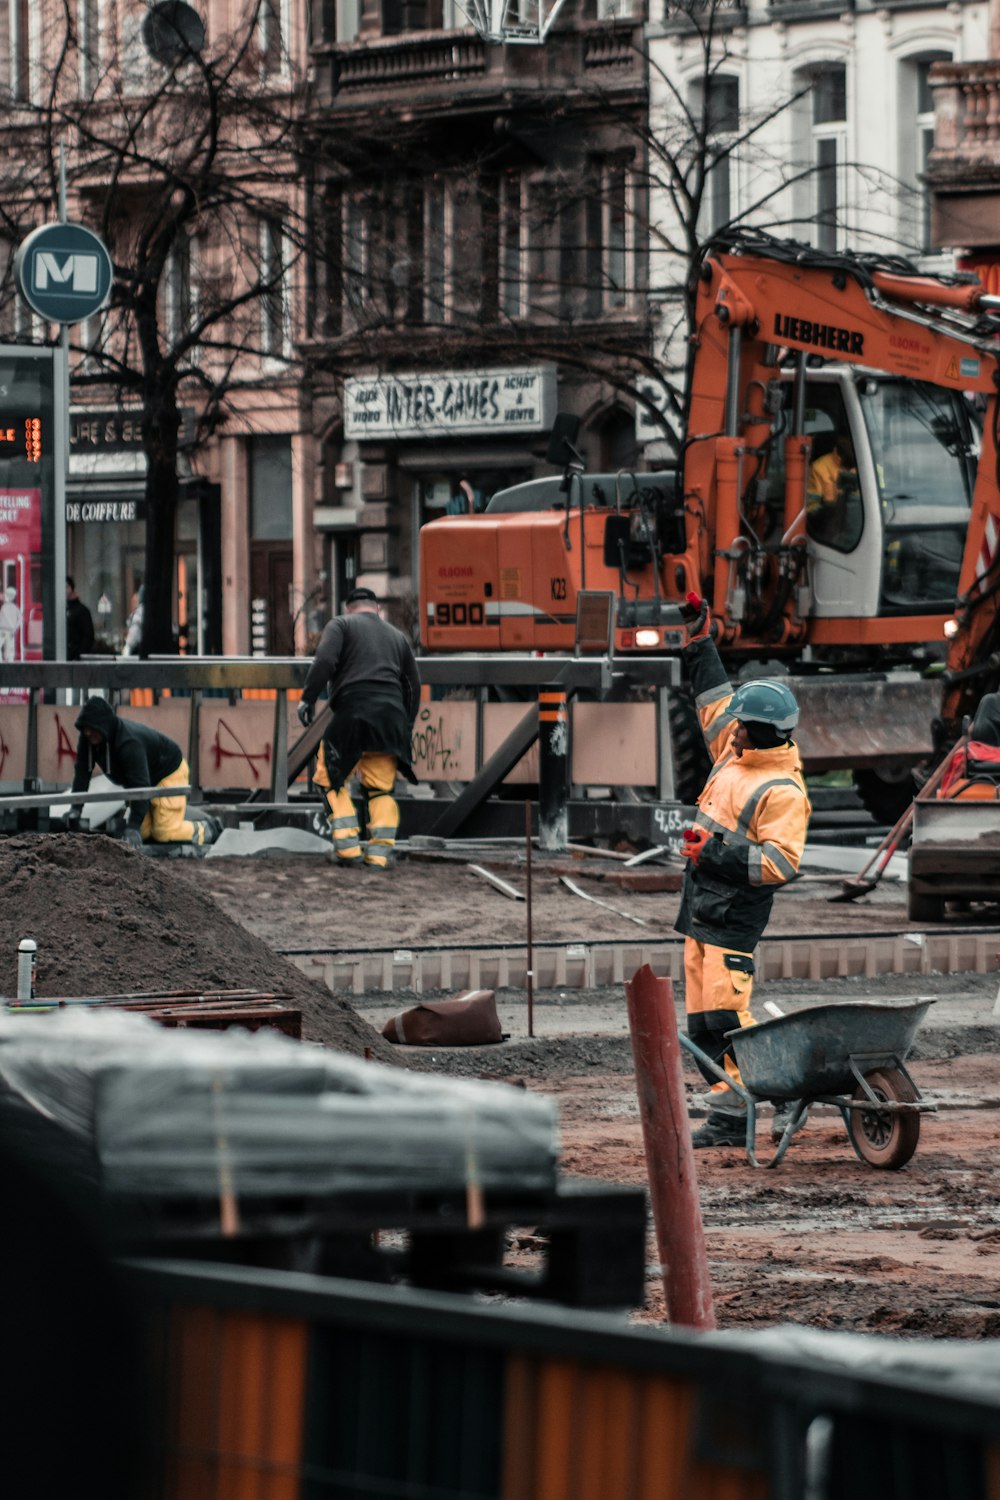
[0,0,310,658]
[302,0,652,625]
[645,0,990,452]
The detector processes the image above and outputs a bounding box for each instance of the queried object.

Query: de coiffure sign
[345,365,557,441]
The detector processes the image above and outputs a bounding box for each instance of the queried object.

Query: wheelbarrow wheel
[848,1067,920,1170]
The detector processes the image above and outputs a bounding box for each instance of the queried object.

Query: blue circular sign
[14,221,113,325]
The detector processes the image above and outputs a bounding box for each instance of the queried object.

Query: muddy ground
[7,833,1000,1338]
[172,847,1000,1340]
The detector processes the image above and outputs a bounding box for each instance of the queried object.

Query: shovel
[828,745,959,903]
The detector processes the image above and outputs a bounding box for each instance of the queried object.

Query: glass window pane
[707,75,739,134]
[812,66,846,125]
[816,136,838,250]
[917,60,935,117]
[607,167,626,293]
[250,436,293,540]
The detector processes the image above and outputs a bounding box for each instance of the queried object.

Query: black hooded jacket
[71,698,183,829]
[972,692,1000,749]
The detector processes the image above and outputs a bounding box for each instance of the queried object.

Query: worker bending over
[676,599,812,1148]
[298,586,421,869]
[70,697,218,848]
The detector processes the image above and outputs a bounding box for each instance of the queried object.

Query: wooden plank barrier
[128,1261,1000,1500]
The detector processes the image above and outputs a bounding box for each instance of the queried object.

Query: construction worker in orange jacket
[676,598,812,1148]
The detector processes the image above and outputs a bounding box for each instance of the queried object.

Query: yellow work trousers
[314,744,399,867]
[684,938,757,1098]
[138,760,205,845]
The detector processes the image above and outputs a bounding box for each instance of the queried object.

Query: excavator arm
[686,231,1000,718]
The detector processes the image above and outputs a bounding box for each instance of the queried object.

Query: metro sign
[14,222,113,324]
[33,251,100,295]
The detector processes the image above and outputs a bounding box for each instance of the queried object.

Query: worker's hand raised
[680,825,711,865]
[684,592,712,643]
[297,700,314,729]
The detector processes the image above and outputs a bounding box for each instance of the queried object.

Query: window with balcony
[381,0,442,34]
[338,181,445,329]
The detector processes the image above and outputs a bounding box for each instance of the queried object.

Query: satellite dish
[142,1,206,65]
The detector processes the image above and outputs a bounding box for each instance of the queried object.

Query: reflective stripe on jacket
[675,637,812,951]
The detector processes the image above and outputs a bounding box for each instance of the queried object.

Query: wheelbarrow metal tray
[727,1001,934,1101]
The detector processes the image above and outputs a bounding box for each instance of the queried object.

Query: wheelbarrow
[680,1000,936,1170]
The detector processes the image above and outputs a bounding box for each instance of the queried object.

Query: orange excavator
[418,230,1000,817]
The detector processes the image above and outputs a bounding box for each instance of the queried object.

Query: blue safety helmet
[729,678,799,733]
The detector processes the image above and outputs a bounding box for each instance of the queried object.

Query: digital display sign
[0,417,44,462]
[0,348,58,680]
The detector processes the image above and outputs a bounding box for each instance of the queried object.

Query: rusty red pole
[625,963,716,1330]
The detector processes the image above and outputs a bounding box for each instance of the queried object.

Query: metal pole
[54,146,69,664]
[537,685,568,851]
[624,963,716,1330]
[524,799,534,1040]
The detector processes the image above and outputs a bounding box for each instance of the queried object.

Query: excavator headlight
[635,627,660,648]
[943,617,960,640]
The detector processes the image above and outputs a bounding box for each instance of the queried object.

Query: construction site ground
[5,833,1000,1339]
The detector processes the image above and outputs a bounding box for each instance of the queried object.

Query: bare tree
[0,0,309,654]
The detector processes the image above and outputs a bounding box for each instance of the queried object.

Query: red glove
[685,591,712,643]
[681,825,711,864]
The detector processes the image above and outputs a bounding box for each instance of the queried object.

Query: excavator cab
[765,368,974,625]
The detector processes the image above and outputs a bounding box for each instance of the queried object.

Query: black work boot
[691,1109,747,1149]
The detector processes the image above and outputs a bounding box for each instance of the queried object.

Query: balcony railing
[318,20,643,101]
[331,33,488,92]
[930,60,1000,160]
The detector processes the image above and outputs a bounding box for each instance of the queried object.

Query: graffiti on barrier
[211,717,271,782]
[411,707,462,775]
[55,713,77,769]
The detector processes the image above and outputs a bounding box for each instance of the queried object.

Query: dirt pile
[0,835,390,1057]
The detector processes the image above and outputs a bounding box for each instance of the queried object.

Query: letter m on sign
[33,252,98,294]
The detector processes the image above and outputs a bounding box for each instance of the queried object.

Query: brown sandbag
[381,989,504,1047]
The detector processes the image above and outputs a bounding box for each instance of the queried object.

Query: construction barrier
[127,1258,1000,1500]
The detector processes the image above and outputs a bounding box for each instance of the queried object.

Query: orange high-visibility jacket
[675,638,812,951]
